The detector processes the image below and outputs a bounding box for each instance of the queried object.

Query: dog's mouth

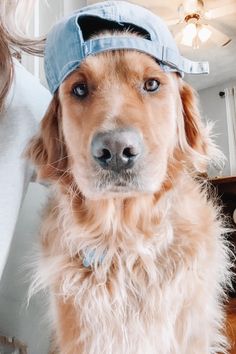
[93,169,141,194]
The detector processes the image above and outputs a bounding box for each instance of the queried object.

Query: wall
[198,79,236,176]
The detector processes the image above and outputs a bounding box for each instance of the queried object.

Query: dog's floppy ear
[26,93,68,181]
[177,80,209,172]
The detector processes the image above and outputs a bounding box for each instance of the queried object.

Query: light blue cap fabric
[45,0,209,93]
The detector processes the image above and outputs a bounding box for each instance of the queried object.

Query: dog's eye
[143,79,160,92]
[72,83,89,98]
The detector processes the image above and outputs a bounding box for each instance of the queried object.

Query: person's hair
[0,0,46,112]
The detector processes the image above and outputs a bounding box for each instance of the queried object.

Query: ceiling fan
[167,0,236,48]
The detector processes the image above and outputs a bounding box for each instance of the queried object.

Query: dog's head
[27,37,210,199]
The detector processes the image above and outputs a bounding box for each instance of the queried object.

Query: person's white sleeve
[0,60,51,280]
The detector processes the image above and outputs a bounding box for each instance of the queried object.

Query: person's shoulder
[11,59,51,120]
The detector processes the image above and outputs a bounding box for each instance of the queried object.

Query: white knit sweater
[0,59,51,279]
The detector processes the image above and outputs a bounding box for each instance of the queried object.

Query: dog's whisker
[50,154,72,165]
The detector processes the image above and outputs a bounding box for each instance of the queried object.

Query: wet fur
[27,44,231,353]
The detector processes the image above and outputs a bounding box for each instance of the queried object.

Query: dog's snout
[91,128,143,171]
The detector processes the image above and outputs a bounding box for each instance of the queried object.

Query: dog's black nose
[91,128,143,171]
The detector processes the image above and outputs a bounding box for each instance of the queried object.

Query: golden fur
[27,47,231,353]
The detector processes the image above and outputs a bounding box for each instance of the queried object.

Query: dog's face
[59,52,180,198]
[28,48,208,199]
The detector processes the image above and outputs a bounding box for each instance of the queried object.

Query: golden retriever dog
[27,31,231,354]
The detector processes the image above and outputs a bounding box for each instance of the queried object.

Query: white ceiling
[127,0,236,90]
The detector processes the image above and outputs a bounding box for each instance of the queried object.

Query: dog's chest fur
[38,180,229,354]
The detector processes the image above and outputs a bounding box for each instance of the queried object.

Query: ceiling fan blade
[170,22,185,37]
[166,18,181,26]
[205,3,236,19]
[207,25,232,46]
[174,31,192,47]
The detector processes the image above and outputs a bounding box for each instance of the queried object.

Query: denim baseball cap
[45,0,209,93]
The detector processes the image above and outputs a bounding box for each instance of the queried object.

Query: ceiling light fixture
[181,21,212,48]
[198,26,212,42]
[167,0,233,48]
[181,23,197,46]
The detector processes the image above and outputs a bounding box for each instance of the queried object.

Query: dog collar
[82,249,106,268]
